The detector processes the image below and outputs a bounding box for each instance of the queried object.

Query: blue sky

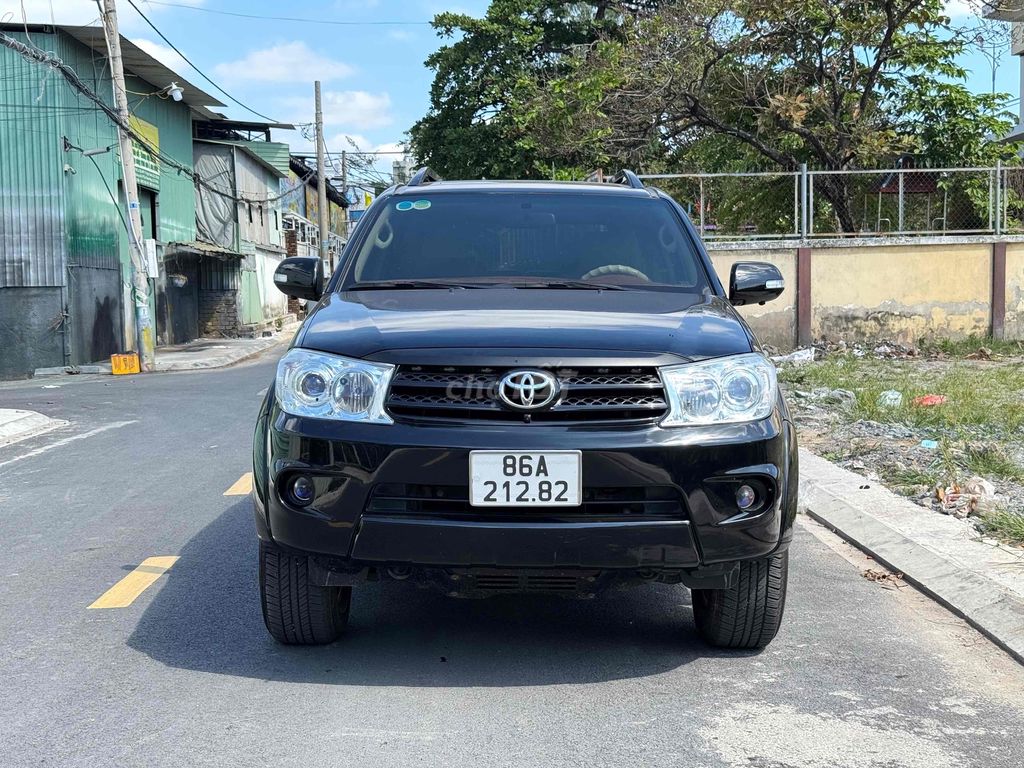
[3,0,1020,166]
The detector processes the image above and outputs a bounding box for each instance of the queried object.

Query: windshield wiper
[508,280,629,291]
[346,280,485,291]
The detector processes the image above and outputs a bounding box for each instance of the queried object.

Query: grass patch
[778,355,1024,433]
[963,445,1024,482]
[919,334,1024,359]
[979,509,1024,547]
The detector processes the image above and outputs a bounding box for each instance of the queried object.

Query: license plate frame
[469,450,582,507]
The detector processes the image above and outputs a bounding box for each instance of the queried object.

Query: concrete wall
[707,240,1020,349]
[709,250,797,349]
[1007,243,1024,340]
[811,243,991,344]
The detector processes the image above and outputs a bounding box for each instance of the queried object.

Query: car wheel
[691,551,788,649]
[259,539,351,645]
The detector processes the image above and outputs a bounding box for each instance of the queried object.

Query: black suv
[256,170,797,649]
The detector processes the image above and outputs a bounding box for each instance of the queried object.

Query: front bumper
[253,403,798,575]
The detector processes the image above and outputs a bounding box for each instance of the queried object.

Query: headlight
[275,348,394,424]
[660,353,777,426]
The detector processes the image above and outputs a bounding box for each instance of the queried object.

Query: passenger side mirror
[729,262,785,306]
[273,257,323,302]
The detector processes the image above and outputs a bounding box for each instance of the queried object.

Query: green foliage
[410,1,1015,232]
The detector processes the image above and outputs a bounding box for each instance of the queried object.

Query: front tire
[691,551,788,649]
[259,539,351,645]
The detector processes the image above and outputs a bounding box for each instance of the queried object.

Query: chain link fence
[640,165,1024,241]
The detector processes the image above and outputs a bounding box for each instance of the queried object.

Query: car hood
[297,289,756,363]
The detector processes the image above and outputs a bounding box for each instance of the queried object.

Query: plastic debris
[911,394,948,407]
[963,476,995,498]
[919,439,939,450]
[877,390,903,407]
[771,347,815,365]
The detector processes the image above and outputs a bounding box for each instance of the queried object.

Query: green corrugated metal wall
[0,27,198,374]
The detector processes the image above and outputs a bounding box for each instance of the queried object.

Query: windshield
[343,191,708,290]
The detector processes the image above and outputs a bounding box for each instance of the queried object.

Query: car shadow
[127,499,758,686]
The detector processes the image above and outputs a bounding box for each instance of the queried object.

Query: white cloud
[944,1,977,17]
[213,42,354,84]
[285,90,393,131]
[130,37,190,76]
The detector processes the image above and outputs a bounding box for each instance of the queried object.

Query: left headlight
[275,348,394,424]
[660,353,777,427]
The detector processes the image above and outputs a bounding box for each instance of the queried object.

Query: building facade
[0,23,221,378]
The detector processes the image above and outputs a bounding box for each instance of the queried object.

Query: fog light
[290,476,315,506]
[736,484,757,510]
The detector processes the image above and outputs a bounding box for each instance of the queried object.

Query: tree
[409,1,643,178]
[529,0,1015,231]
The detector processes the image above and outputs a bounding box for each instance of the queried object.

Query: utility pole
[314,81,329,271]
[341,150,348,240]
[100,0,155,370]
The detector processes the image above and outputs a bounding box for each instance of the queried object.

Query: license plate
[469,451,582,507]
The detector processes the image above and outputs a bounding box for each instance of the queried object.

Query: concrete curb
[800,448,1024,665]
[32,322,299,378]
[0,409,68,447]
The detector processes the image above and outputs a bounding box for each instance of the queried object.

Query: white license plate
[469,451,582,507]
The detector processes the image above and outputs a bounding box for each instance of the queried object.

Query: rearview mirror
[273,257,323,302]
[729,262,785,306]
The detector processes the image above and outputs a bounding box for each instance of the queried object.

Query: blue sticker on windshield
[395,201,414,211]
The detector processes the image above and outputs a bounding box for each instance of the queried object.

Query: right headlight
[275,348,394,424]
[660,353,777,426]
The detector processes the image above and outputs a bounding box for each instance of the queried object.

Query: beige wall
[811,243,991,344]
[709,250,797,349]
[706,241,1016,349]
[1007,243,1024,340]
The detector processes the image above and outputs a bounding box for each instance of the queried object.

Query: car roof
[390,179,658,198]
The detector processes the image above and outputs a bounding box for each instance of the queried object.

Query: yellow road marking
[88,556,179,609]
[224,472,253,496]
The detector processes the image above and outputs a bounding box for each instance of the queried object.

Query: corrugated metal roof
[235,142,290,177]
[55,25,226,108]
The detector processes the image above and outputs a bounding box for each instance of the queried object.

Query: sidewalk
[0,409,67,447]
[801,448,1024,664]
[34,322,299,377]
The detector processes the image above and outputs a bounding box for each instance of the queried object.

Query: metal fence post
[799,164,808,241]
[995,160,1003,237]
[793,172,799,237]
[897,170,904,235]
[698,176,705,235]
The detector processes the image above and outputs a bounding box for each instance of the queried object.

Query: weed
[979,508,1024,547]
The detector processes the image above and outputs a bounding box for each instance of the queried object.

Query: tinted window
[345,192,706,289]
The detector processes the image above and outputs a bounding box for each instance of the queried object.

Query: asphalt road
[1,345,1023,767]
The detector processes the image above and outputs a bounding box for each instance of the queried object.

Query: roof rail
[610,170,645,190]
[406,167,442,187]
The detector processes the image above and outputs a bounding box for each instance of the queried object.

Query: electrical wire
[123,0,281,123]
[141,1,431,26]
[0,32,313,205]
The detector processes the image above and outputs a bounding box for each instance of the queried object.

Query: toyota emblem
[497,370,560,410]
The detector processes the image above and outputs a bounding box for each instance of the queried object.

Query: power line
[123,0,280,123]
[142,1,431,26]
[0,31,311,205]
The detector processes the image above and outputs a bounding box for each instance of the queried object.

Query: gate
[67,255,124,366]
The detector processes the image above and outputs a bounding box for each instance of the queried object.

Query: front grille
[365,484,684,521]
[385,365,668,424]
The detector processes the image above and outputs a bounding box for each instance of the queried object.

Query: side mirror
[729,262,785,306]
[273,257,323,301]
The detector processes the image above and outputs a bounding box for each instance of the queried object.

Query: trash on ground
[965,347,993,360]
[772,347,815,365]
[919,439,939,450]
[878,390,903,407]
[911,394,948,407]
[862,569,905,589]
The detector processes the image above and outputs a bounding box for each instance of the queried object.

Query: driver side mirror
[729,262,785,306]
[273,257,323,302]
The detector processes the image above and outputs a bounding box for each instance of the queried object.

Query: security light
[165,82,183,102]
